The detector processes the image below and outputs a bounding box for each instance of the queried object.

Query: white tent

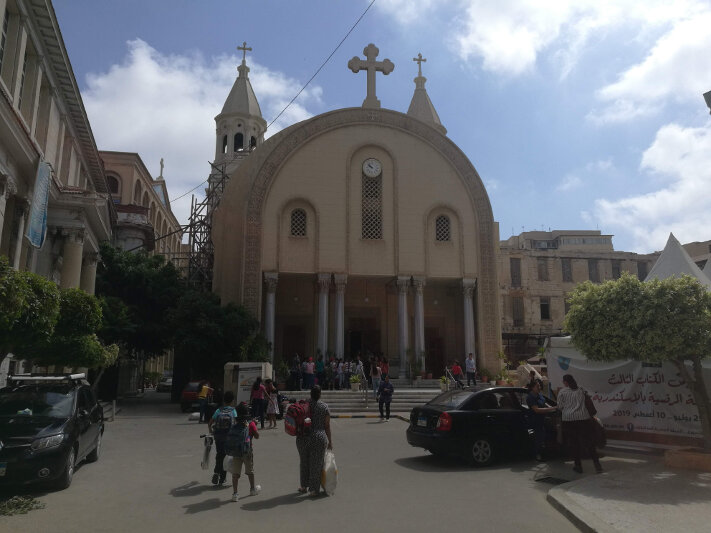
[645,233,711,290]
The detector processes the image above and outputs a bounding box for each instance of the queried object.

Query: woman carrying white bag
[321,449,337,496]
[296,385,334,496]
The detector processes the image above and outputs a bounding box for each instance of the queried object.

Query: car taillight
[436,412,452,432]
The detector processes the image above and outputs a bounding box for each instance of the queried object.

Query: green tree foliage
[95,242,181,357]
[169,290,267,381]
[0,256,60,361]
[565,273,711,451]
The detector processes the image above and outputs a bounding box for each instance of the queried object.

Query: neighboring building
[498,230,659,360]
[212,45,502,377]
[0,0,113,384]
[682,239,711,272]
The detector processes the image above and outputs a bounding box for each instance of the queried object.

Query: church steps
[282,388,442,413]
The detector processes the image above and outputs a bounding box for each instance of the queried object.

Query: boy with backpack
[208,391,236,485]
[224,401,261,502]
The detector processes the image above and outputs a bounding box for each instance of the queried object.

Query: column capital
[83,252,99,267]
[462,278,477,298]
[263,271,278,293]
[397,276,411,293]
[61,228,85,244]
[0,174,18,198]
[317,272,331,292]
[334,273,347,293]
[413,276,426,293]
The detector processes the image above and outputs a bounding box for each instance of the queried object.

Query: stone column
[397,276,410,375]
[60,229,84,289]
[462,278,477,362]
[80,253,99,295]
[316,273,331,357]
[11,203,27,270]
[334,274,347,359]
[264,272,278,364]
[413,276,426,370]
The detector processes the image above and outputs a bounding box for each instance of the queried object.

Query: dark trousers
[213,436,226,475]
[199,398,208,422]
[379,400,391,419]
[251,398,265,428]
[467,372,477,386]
[563,419,600,466]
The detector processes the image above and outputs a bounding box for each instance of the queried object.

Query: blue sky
[54,0,711,253]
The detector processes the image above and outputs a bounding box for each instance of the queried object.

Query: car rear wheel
[86,431,102,463]
[470,437,494,467]
[56,446,76,489]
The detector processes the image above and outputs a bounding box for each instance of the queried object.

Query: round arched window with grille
[435,215,451,242]
[290,208,307,237]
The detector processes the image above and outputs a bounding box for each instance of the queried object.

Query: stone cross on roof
[238,41,252,63]
[413,53,426,76]
[348,43,394,109]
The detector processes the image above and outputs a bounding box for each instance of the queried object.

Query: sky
[53,0,711,254]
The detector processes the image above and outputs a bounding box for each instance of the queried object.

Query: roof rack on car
[8,373,86,383]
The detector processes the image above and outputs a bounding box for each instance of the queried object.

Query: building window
[234,133,244,151]
[107,175,120,195]
[540,297,551,320]
[17,50,27,108]
[512,296,524,327]
[561,258,572,282]
[637,261,648,280]
[537,257,549,281]
[510,258,521,288]
[611,260,621,279]
[588,259,600,283]
[222,135,227,154]
[435,215,450,242]
[361,175,382,239]
[0,9,9,72]
[290,208,306,237]
[250,136,257,149]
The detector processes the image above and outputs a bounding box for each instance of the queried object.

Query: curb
[546,479,613,533]
[331,414,409,422]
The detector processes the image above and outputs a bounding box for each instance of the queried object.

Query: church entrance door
[425,327,445,377]
[282,325,307,362]
[346,317,380,359]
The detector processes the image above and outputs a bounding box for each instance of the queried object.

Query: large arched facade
[213,108,501,376]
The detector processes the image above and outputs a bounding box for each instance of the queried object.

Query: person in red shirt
[451,361,464,389]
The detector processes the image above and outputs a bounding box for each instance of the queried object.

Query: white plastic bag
[321,449,338,496]
[201,435,213,470]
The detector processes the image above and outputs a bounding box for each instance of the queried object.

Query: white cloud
[556,174,583,192]
[82,39,322,226]
[591,122,711,251]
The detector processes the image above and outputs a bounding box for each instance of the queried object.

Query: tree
[565,273,711,451]
[0,256,60,363]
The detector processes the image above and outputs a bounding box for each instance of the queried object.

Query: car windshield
[427,390,473,409]
[0,385,75,418]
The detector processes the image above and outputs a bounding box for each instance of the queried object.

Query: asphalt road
[2,390,578,533]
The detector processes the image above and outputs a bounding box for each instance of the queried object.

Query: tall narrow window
[561,258,573,282]
[537,257,549,281]
[17,51,27,108]
[588,259,600,283]
[361,175,382,239]
[222,135,227,154]
[234,133,244,151]
[540,297,551,320]
[435,215,450,241]
[250,136,257,149]
[637,261,648,280]
[510,258,521,288]
[0,9,9,72]
[512,296,524,327]
[290,209,306,237]
[611,260,622,279]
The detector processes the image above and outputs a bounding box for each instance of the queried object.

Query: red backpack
[284,400,311,436]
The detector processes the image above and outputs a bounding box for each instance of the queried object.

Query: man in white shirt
[465,353,477,386]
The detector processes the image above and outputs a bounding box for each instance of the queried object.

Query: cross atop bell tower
[348,43,394,109]
[237,41,252,63]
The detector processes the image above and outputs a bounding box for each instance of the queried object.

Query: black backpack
[213,407,234,435]
[224,421,251,457]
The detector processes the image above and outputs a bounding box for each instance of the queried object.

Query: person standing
[225,402,261,502]
[296,386,333,496]
[451,361,464,389]
[316,356,325,388]
[304,357,315,390]
[197,381,213,423]
[265,379,278,429]
[377,375,394,421]
[250,377,267,429]
[556,374,602,474]
[526,380,556,461]
[465,353,477,387]
[381,357,389,379]
[371,357,382,399]
[208,390,236,485]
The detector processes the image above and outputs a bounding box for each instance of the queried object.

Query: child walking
[225,402,261,502]
[266,380,278,429]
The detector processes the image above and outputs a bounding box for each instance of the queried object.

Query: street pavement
[2,390,578,533]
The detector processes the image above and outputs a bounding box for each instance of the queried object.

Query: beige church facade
[212,45,501,377]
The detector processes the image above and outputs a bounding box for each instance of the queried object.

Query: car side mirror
[78,409,89,418]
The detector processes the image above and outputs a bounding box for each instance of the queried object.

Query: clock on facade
[362,158,382,177]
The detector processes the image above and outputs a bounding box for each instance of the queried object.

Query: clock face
[362,158,382,177]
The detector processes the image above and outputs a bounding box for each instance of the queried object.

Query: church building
[212,44,502,377]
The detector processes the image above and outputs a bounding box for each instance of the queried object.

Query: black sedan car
[0,374,103,489]
[407,386,559,466]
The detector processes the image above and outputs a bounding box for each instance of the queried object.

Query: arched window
[435,215,451,242]
[234,133,244,151]
[290,209,307,237]
[222,135,228,154]
[362,175,382,239]
[107,175,120,195]
[250,136,257,149]
[133,181,141,204]
[142,191,149,208]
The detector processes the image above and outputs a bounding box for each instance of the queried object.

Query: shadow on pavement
[182,497,233,514]
[170,481,229,498]
[394,453,478,472]
[240,492,308,511]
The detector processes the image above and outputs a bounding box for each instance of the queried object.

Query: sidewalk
[543,443,711,532]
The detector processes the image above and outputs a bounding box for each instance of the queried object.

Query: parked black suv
[0,374,104,489]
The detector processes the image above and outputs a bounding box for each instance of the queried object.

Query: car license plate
[0,462,6,476]
[417,416,428,427]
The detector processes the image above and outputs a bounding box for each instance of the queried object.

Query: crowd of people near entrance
[287,353,390,397]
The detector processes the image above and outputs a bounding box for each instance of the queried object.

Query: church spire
[407,53,446,135]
